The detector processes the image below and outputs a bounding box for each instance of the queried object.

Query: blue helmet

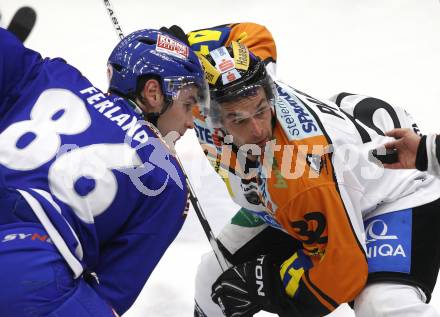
[107,28,206,104]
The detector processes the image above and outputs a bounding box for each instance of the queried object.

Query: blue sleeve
[0,28,41,117]
[90,173,188,314]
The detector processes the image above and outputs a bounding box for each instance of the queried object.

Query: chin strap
[125,98,144,116]
[144,100,172,127]
[125,96,172,127]
[144,112,161,127]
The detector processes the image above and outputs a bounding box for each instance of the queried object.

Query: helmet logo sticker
[197,53,221,85]
[209,46,244,85]
[231,41,250,71]
[210,47,235,73]
[218,59,234,72]
[221,69,242,85]
[156,34,189,60]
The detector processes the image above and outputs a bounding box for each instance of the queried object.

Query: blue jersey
[0,28,188,314]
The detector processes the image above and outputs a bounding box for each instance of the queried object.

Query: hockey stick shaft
[103,0,124,40]
[176,157,231,271]
[101,0,230,271]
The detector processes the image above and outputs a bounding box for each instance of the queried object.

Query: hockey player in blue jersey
[0,27,207,316]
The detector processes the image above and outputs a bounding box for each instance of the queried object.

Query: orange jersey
[188,24,440,315]
[259,88,368,313]
[254,81,440,314]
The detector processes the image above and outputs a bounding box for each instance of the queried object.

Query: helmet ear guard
[200,42,276,127]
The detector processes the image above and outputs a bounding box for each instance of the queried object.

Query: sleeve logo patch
[364,209,412,274]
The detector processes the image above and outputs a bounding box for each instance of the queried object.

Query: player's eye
[233,117,248,125]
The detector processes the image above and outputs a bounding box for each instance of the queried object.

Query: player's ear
[141,79,164,111]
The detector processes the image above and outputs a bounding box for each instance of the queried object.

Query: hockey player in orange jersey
[183,24,440,317]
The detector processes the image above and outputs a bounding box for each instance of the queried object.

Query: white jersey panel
[277,82,440,219]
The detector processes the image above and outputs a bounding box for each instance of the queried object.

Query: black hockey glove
[159,25,189,46]
[211,254,300,317]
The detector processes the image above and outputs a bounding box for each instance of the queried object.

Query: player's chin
[173,132,185,143]
[165,130,184,143]
[255,138,269,150]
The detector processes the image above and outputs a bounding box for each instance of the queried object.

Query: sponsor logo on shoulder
[276,86,323,141]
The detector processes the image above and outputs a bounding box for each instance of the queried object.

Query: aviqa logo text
[365,219,406,258]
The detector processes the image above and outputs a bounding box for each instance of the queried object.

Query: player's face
[156,85,197,141]
[220,87,273,153]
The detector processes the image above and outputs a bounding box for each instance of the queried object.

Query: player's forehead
[175,84,198,101]
[221,87,267,116]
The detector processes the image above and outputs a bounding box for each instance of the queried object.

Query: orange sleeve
[224,23,277,63]
[276,184,368,315]
[188,22,276,63]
